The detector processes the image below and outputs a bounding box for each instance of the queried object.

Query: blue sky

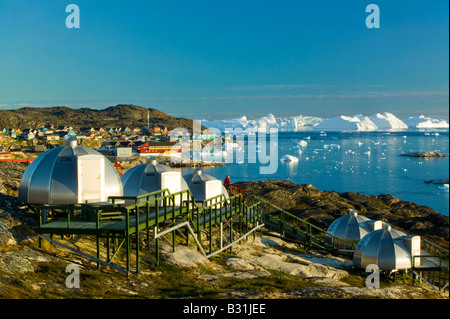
[0,0,448,120]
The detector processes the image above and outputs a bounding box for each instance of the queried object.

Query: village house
[101,140,181,157]
[43,135,60,141]
[138,141,181,157]
[32,145,48,153]
[23,131,35,141]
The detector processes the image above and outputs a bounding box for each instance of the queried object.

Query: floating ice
[403,115,449,129]
[315,115,377,131]
[200,112,448,132]
[369,112,408,129]
[324,144,341,150]
[297,140,308,148]
[280,155,299,162]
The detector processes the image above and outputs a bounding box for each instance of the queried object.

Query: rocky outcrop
[0,248,52,274]
[425,178,449,185]
[0,221,16,246]
[400,151,448,158]
[230,236,351,280]
[236,180,449,246]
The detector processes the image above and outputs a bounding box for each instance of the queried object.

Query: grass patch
[217,269,314,294]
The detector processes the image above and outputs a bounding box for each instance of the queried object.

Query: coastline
[1,161,448,247]
[0,161,448,299]
[235,179,449,248]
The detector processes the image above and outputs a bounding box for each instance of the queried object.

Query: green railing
[32,187,450,278]
[248,195,359,254]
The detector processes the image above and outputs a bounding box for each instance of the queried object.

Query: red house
[138,141,181,157]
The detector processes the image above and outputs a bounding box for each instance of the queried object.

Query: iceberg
[315,115,377,131]
[202,116,249,131]
[297,140,308,148]
[276,115,323,130]
[201,113,323,132]
[403,115,449,129]
[369,112,408,129]
[200,112,448,132]
[280,154,299,162]
[323,144,341,150]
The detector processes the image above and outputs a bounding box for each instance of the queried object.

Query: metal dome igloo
[18,137,123,205]
[121,157,189,205]
[325,210,376,249]
[183,168,229,204]
[353,228,421,271]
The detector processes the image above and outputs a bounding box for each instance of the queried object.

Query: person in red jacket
[224,175,231,189]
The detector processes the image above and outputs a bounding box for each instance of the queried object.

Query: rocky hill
[0,104,199,132]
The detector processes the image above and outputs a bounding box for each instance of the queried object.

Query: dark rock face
[425,178,449,185]
[236,180,449,247]
[400,151,448,158]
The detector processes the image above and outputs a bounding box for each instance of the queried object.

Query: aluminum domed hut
[183,169,229,204]
[352,228,421,271]
[121,157,189,205]
[325,210,374,249]
[18,137,123,205]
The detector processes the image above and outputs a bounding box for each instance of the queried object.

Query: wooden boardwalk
[31,186,449,291]
[32,189,263,274]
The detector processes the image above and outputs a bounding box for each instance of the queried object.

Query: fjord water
[185,130,449,216]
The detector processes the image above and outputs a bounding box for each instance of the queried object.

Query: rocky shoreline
[0,162,448,299]
[236,180,449,247]
[400,151,448,158]
[1,162,448,247]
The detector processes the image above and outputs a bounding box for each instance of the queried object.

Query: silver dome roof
[19,143,123,205]
[121,160,189,200]
[325,211,371,245]
[353,229,417,270]
[183,169,229,202]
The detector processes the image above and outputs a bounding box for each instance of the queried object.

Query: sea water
[182,130,449,216]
